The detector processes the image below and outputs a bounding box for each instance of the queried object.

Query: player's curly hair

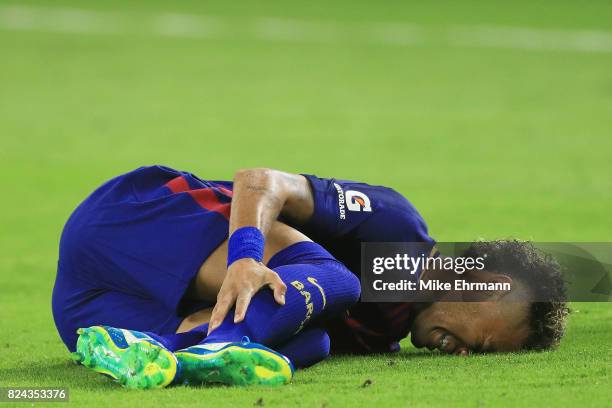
[462,240,569,351]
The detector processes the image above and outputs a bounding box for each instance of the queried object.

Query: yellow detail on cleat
[254,365,277,379]
[74,326,177,389]
[144,363,157,376]
[175,344,293,386]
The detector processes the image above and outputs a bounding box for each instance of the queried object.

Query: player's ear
[485,274,513,301]
[464,270,513,301]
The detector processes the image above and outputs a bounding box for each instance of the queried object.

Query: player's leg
[197,241,358,345]
[174,242,360,385]
[150,324,331,369]
[93,323,330,388]
[275,327,331,369]
[73,259,336,389]
[200,261,357,345]
[52,174,209,390]
[143,321,331,369]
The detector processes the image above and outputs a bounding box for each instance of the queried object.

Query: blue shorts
[52,166,233,351]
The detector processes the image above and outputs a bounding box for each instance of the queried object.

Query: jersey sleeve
[301,174,433,243]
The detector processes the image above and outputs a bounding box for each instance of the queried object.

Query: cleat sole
[175,345,292,387]
[75,326,177,389]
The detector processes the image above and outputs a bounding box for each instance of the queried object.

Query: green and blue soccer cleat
[175,337,294,386]
[71,326,178,389]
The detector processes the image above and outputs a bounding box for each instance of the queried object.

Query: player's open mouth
[429,329,458,354]
[430,329,472,355]
[439,334,450,350]
[436,332,454,353]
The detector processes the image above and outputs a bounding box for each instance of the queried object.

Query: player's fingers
[267,272,287,305]
[234,290,254,323]
[208,292,236,335]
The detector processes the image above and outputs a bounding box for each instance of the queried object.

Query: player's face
[409,301,531,354]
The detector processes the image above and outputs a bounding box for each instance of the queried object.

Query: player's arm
[208,168,316,333]
[229,168,316,231]
[209,168,429,333]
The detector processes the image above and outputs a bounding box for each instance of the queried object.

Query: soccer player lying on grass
[52,166,568,389]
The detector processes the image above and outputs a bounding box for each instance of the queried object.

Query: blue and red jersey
[54,166,433,353]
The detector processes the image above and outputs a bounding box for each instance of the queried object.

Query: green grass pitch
[0,0,610,406]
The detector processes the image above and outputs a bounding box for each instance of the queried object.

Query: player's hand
[208,258,287,335]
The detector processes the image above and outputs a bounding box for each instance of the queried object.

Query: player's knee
[330,260,361,305]
[298,328,331,368]
[276,327,330,369]
[299,260,361,318]
[347,267,361,303]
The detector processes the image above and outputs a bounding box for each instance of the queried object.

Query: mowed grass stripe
[1,4,612,53]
